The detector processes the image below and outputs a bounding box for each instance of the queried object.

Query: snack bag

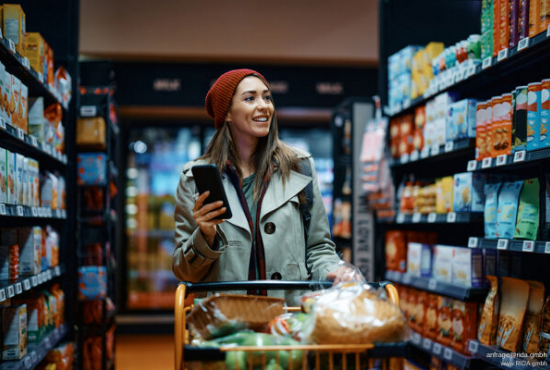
[496,277,530,351]
[540,297,550,358]
[424,293,438,341]
[496,181,524,239]
[522,281,545,353]
[437,296,453,346]
[514,178,540,240]
[478,276,500,345]
[484,183,502,239]
[385,230,407,272]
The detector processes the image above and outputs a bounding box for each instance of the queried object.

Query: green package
[514,178,540,240]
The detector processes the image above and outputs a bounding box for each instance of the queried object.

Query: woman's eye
[244,96,254,101]
[264,95,273,101]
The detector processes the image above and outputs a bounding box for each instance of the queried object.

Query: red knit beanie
[205,69,269,129]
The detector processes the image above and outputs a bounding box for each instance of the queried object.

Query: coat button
[264,222,276,234]
[271,272,282,280]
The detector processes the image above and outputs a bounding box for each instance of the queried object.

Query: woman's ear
[225,111,232,124]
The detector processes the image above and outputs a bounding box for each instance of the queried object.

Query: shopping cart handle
[180,280,333,294]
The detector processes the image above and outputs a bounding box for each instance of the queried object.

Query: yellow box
[24,32,45,76]
[436,176,454,214]
[76,117,106,149]
[424,42,445,61]
[2,4,26,56]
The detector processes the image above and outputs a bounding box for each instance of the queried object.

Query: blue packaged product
[496,181,524,239]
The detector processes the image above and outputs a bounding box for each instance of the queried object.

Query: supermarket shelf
[467,340,550,370]
[0,205,67,220]
[0,35,63,109]
[0,265,64,303]
[466,147,550,172]
[386,30,550,118]
[390,139,474,167]
[385,271,488,301]
[467,237,550,255]
[394,212,484,225]
[0,323,69,370]
[409,332,476,370]
[0,124,68,166]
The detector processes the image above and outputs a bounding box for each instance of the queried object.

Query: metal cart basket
[175,280,407,370]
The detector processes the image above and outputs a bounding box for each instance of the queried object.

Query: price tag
[31,352,37,363]
[428,279,437,291]
[421,147,430,158]
[497,239,509,250]
[445,141,454,153]
[467,160,478,172]
[0,204,5,215]
[38,72,44,82]
[412,213,422,223]
[433,343,442,355]
[496,154,507,166]
[518,37,530,51]
[403,273,412,285]
[412,332,422,345]
[497,48,509,62]
[55,266,61,276]
[47,208,52,218]
[31,207,38,217]
[401,154,409,164]
[468,237,479,248]
[403,99,411,109]
[0,117,5,129]
[482,157,492,169]
[522,240,535,252]
[455,70,465,82]
[410,150,419,162]
[30,135,38,147]
[0,289,5,302]
[7,39,16,53]
[22,57,30,69]
[482,57,492,69]
[24,356,32,369]
[396,213,405,224]
[447,212,457,223]
[7,285,14,297]
[546,242,550,254]
[47,270,52,280]
[17,206,24,216]
[428,213,437,223]
[468,340,479,354]
[42,272,47,282]
[38,207,44,217]
[45,337,51,348]
[31,276,38,286]
[431,144,440,156]
[513,150,526,162]
[37,273,43,284]
[444,348,453,361]
[467,65,477,78]
[17,128,24,140]
[23,279,31,290]
[15,283,22,294]
[423,338,432,351]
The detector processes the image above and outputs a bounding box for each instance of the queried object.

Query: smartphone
[191,164,233,220]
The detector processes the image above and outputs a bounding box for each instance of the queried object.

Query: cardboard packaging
[76,117,106,149]
[476,101,489,160]
[28,97,45,142]
[492,93,513,156]
[18,227,41,276]
[2,304,27,360]
[453,172,486,212]
[432,245,454,283]
[451,300,479,354]
[527,82,542,151]
[10,74,21,130]
[407,242,432,278]
[452,248,484,287]
[15,153,24,206]
[77,153,107,185]
[24,32,45,76]
[447,99,477,142]
[6,150,15,205]
[3,70,12,127]
[20,83,27,133]
[2,4,26,56]
[0,147,6,203]
[541,79,550,148]
[0,61,6,124]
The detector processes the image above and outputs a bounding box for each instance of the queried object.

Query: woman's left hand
[327,266,362,285]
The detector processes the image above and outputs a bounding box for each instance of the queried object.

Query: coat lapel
[222,174,251,234]
[260,169,312,220]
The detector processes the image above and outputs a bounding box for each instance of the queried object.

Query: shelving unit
[409,332,478,370]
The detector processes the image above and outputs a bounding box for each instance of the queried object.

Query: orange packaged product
[496,277,530,351]
[437,296,453,346]
[390,117,401,159]
[542,0,550,33]
[414,291,427,334]
[385,230,407,272]
[476,101,489,160]
[494,0,501,56]
[499,0,510,51]
[413,106,426,151]
[493,93,513,156]
[400,182,415,214]
[451,300,478,354]
[530,0,541,36]
[424,293,438,340]
[407,289,418,328]
[490,96,502,158]
[399,113,414,156]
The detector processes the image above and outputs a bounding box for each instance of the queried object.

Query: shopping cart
[175,280,406,370]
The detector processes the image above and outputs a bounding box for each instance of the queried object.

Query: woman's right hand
[193,191,227,246]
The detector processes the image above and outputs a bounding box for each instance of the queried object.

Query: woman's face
[225,76,274,144]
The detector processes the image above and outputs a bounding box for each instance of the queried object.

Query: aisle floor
[116,334,174,370]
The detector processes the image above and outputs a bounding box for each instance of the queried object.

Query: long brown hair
[199,79,300,200]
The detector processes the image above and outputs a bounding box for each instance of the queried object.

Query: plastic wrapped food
[266,312,309,340]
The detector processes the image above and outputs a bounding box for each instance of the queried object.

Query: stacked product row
[1,284,65,360]
[36,342,74,370]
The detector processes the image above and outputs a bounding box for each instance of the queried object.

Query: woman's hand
[327,266,363,285]
[193,191,227,246]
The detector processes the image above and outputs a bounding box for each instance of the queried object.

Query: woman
[172,69,351,304]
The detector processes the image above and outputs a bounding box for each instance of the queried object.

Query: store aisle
[116,334,174,370]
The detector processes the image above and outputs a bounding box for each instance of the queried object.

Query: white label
[467,65,476,78]
[496,154,507,166]
[410,150,419,162]
[423,338,432,350]
[513,150,526,162]
[412,332,422,345]
[38,72,44,82]
[403,273,412,285]
[23,279,31,290]
[15,283,22,294]
[24,356,32,369]
[456,70,465,82]
[45,337,51,348]
[545,242,550,254]
[518,37,530,51]
[0,117,5,129]
[482,57,492,69]
[431,144,440,156]
[421,147,430,158]
[17,128,25,140]
[38,207,44,217]
[47,208,53,218]
[7,285,14,297]
[17,206,24,216]
[468,237,479,248]
[396,213,405,224]
[445,141,454,153]
[468,341,478,355]
[42,272,48,282]
[30,136,38,147]
[444,348,453,361]
[522,241,535,252]
[401,154,409,164]
[31,276,38,286]
[403,99,411,109]
[428,213,437,223]
[447,212,457,223]
[412,213,422,223]
[482,157,492,169]
[47,270,52,280]
[467,160,478,172]
[55,266,61,276]
[31,207,38,217]
[0,289,5,301]
[497,239,509,250]
[497,48,509,62]
[8,39,16,53]
[37,273,43,284]
[428,279,437,291]
[23,57,30,69]
[31,352,37,363]
[0,204,5,215]
[433,343,442,355]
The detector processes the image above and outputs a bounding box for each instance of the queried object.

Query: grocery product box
[492,93,513,156]
[15,153,24,206]
[527,82,542,151]
[40,171,58,209]
[10,75,21,130]
[452,248,483,287]
[45,41,54,89]
[0,244,18,281]
[0,147,6,203]
[386,230,407,272]
[0,61,6,124]
[437,296,453,345]
[2,304,27,360]
[6,150,15,205]
[18,227,41,276]
[453,172,486,212]
[20,84,27,133]
[530,0,541,37]
[447,99,477,142]
[406,242,432,278]
[77,153,107,185]
[24,32,46,76]
[12,297,39,343]
[432,245,454,283]
[541,79,550,148]
[2,4,26,56]
[78,266,108,300]
[76,117,106,149]
[436,176,454,213]
[424,293,438,340]
[28,159,39,207]
[476,101,489,160]
[28,97,45,142]
[451,300,478,354]
[2,70,12,127]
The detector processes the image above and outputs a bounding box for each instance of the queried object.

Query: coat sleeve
[172,170,228,282]
[305,158,342,280]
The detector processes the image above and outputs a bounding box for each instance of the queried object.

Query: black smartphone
[191,164,233,220]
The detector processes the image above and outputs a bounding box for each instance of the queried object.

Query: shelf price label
[497,239,510,250]
[466,65,477,78]
[403,99,411,109]
[31,207,38,217]
[55,266,61,276]
[403,273,412,285]
[24,356,32,370]
[433,343,442,355]
[37,273,43,284]
[421,147,430,159]
[0,204,6,215]
[15,283,22,294]
[400,154,409,164]
[443,348,453,361]
[518,37,530,51]
[455,70,465,82]
[7,39,16,53]
[412,332,422,345]
[17,206,24,217]
[396,213,405,224]
[481,157,493,169]
[428,279,437,291]
[468,237,479,248]
[468,340,479,354]
[0,117,5,129]
[412,213,422,223]
[467,160,478,172]
[31,352,37,363]
[431,144,440,156]
[445,141,454,153]
[410,150,419,162]
[31,276,38,286]
[547,24,550,37]
[0,289,5,302]
[514,150,526,163]
[447,212,457,223]
[47,270,52,280]
[30,136,38,147]
[17,128,24,141]
[522,241,535,252]
[428,213,437,223]
[22,57,30,69]
[497,48,509,62]
[496,154,507,166]
[423,338,432,351]
[23,279,31,290]
[545,242,550,254]
[38,207,44,217]
[7,285,14,298]
[482,57,492,69]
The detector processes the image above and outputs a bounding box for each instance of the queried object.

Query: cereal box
[3,71,12,127]
[29,159,39,207]
[453,172,486,212]
[2,304,27,360]
[2,4,26,56]
[0,147,6,203]
[513,86,528,151]
[10,75,21,130]
[407,242,432,278]
[452,248,484,287]
[0,61,6,124]
[24,32,45,76]
[6,150,15,205]
[386,230,407,272]
[448,99,477,142]
[432,245,454,283]
[436,176,454,214]
[541,79,550,148]
[28,97,45,142]
[15,153,24,206]
[18,227,41,276]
